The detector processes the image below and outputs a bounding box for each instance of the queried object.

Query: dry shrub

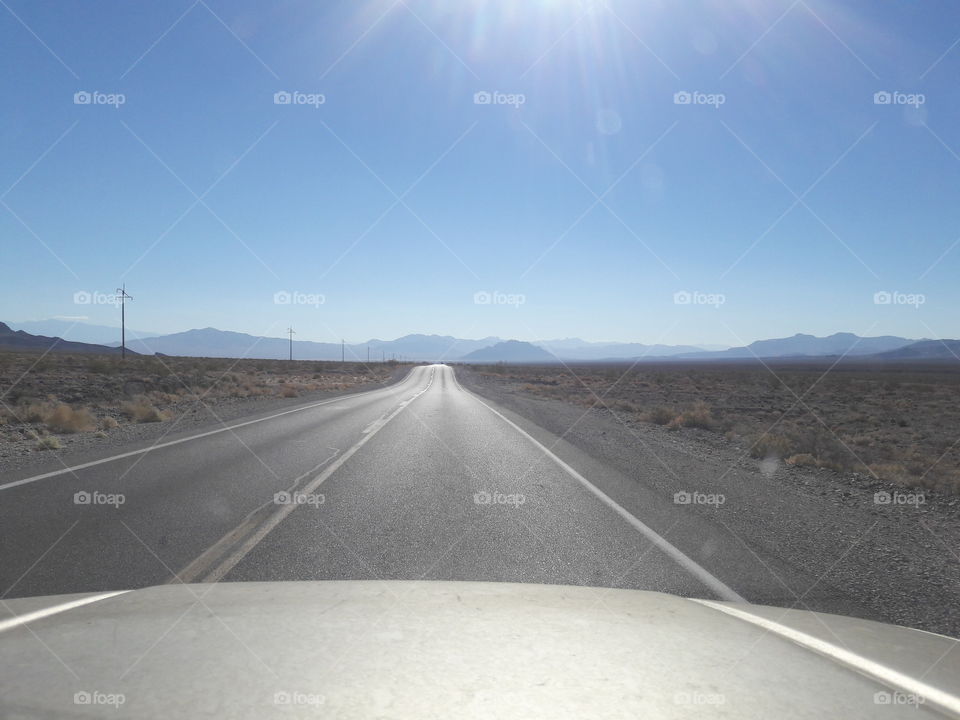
[279,385,299,398]
[647,406,676,426]
[21,401,53,423]
[786,453,818,467]
[36,435,60,450]
[869,463,911,484]
[45,404,96,433]
[750,433,794,459]
[122,397,168,423]
[100,417,119,430]
[787,427,852,471]
[666,402,715,431]
[680,401,715,430]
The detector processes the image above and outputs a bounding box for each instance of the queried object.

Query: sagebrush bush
[122,397,168,423]
[750,434,794,459]
[44,404,96,433]
[647,406,676,425]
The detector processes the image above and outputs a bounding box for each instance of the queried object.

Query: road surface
[0,364,855,609]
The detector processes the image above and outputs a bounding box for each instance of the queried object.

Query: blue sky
[2,0,960,346]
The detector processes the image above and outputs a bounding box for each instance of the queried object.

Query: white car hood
[1,580,957,718]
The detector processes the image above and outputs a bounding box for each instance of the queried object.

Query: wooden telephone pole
[287,327,295,361]
[116,285,133,359]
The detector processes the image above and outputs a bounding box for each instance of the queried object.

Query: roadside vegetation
[473,362,960,493]
[0,352,399,454]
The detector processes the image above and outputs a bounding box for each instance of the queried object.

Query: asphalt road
[0,364,858,608]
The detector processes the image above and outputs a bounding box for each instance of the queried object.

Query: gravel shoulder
[456,365,960,637]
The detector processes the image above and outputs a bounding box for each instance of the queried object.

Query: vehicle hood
[1,580,957,718]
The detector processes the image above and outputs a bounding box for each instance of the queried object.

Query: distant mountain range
[536,339,705,360]
[675,332,920,360]
[8,319,158,346]
[0,322,132,355]
[3,320,955,363]
[461,340,557,363]
[106,329,502,362]
[873,340,960,360]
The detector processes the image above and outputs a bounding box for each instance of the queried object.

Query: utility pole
[341,339,345,363]
[287,327,295,361]
[382,350,385,362]
[116,284,133,359]
[367,346,370,363]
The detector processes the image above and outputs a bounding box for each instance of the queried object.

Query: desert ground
[0,352,400,465]
[465,360,960,494]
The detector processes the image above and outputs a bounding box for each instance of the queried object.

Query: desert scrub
[16,401,96,433]
[647,406,676,426]
[44,404,96,433]
[667,402,716,431]
[35,435,61,450]
[122,397,169,423]
[749,433,794,460]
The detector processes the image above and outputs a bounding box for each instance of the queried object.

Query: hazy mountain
[871,340,960,360]
[535,337,592,350]
[677,333,916,359]
[0,322,131,355]
[548,342,706,360]
[122,329,499,361]
[364,334,503,360]
[122,328,340,360]
[9,319,157,346]
[461,340,557,363]
[11,322,929,363]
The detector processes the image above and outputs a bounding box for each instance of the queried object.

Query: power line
[116,284,133,359]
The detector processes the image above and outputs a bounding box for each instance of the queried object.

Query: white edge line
[197,367,437,583]
[0,369,417,492]
[693,599,960,716]
[449,370,746,603]
[0,590,131,633]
